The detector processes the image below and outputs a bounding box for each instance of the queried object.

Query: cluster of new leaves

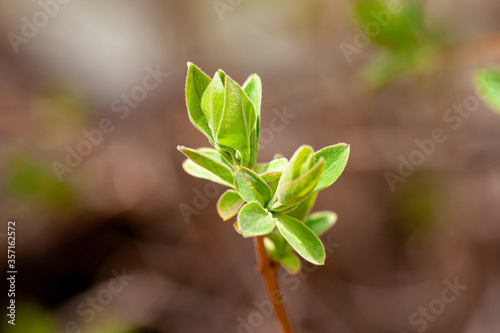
[178,63,349,273]
[475,69,500,115]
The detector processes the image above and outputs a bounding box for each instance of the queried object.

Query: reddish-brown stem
[253,236,296,333]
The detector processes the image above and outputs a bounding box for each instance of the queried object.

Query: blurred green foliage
[2,301,140,333]
[35,94,87,133]
[2,302,56,333]
[84,315,140,333]
[354,0,445,88]
[6,153,74,208]
[355,0,425,52]
[475,69,500,115]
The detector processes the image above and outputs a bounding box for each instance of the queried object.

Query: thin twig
[254,236,296,333]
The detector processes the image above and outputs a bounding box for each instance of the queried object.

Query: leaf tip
[299,144,314,150]
[337,142,350,148]
[335,143,351,155]
[216,207,230,221]
[312,256,326,266]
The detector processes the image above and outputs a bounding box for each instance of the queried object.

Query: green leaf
[243,74,262,115]
[197,148,234,169]
[265,231,302,274]
[264,232,286,258]
[278,145,315,187]
[217,190,245,220]
[277,252,301,275]
[249,117,260,167]
[234,166,272,206]
[178,146,234,185]
[314,144,350,192]
[275,213,325,265]
[305,211,338,237]
[273,153,285,160]
[185,63,213,143]
[475,69,500,114]
[279,204,299,213]
[254,158,288,182]
[300,152,315,175]
[287,191,318,222]
[243,74,262,166]
[201,71,225,135]
[271,158,325,209]
[217,75,257,167]
[237,202,276,236]
[182,159,233,187]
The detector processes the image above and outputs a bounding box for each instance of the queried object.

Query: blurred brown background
[1,1,500,332]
